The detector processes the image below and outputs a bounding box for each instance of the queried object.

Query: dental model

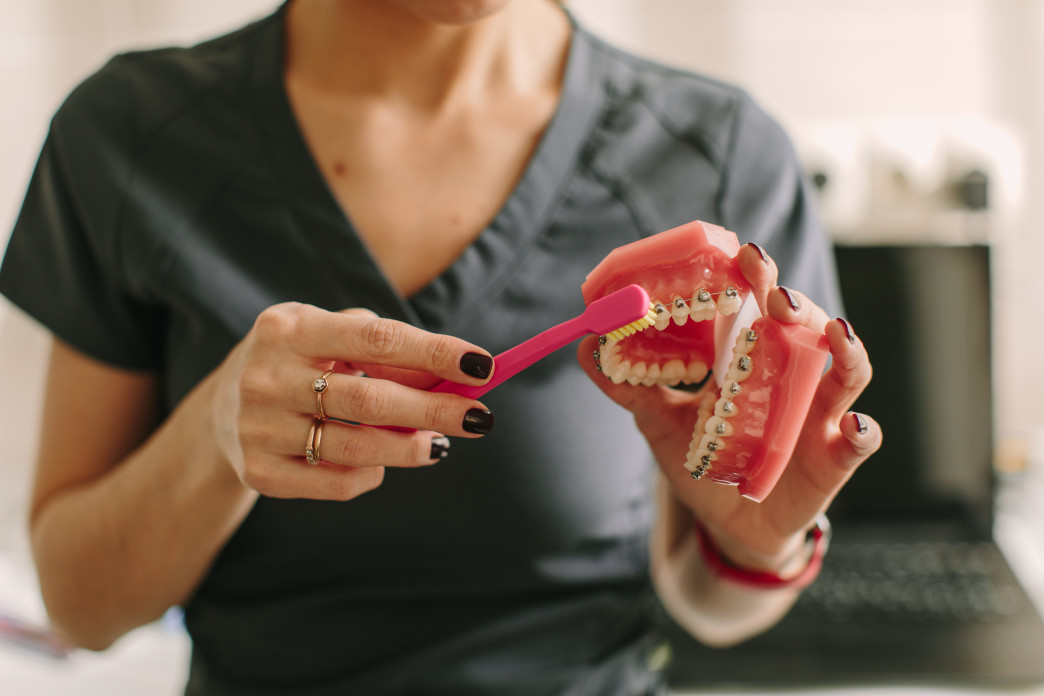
[581,220,829,502]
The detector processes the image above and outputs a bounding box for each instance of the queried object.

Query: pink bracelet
[692,515,830,590]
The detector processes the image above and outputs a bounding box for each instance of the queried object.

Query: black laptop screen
[829,244,994,533]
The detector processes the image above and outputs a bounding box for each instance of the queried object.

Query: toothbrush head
[584,284,657,339]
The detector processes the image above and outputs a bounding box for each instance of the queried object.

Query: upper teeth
[597,286,746,389]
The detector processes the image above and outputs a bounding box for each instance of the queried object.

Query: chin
[384,0,517,25]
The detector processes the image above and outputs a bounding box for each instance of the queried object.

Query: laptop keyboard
[796,541,1023,623]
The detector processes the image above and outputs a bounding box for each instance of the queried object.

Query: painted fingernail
[748,242,768,263]
[779,286,801,311]
[430,436,450,461]
[462,408,495,435]
[853,412,868,435]
[837,317,856,344]
[460,352,493,379]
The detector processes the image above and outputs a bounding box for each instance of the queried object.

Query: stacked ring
[305,419,323,466]
[306,369,334,465]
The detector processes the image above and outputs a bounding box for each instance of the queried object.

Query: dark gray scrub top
[0,5,841,694]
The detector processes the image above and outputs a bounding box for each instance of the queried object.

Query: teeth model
[581,220,829,503]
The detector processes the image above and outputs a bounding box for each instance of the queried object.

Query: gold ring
[312,419,326,465]
[305,418,322,466]
[312,369,334,419]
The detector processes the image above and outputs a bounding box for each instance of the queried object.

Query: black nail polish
[748,242,768,263]
[430,436,451,461]
[837,317,856,344]
[853,412,868,435]
[460,352,493,380]
[779,286,801,311]
[462,408,495,435]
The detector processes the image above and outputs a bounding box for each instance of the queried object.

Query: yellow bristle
[609,303,657,341]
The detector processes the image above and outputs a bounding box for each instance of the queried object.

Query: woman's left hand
[576,242,882,574]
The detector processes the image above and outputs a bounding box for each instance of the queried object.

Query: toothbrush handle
[430,315,586,399]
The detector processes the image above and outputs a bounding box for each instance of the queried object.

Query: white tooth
[686,449,716,473]
[644,363,661,384]
[626,361,647,385]
[714,396,737,418]
[717,287,742,316]
[600,344,620,374]
[699,433,725,453]
[671,297,689,326]
[690,289,716,322]
[611,360,631,384]
[684,361,709,383]
[722,379,742,397]
[733,326,757,355]
[653,302,671,331]
[705,416,734,438]
[727,353,753,382]
[661,359,685,384]
[695,446,717,463]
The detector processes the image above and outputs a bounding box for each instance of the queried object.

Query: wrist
[693,515,831,590]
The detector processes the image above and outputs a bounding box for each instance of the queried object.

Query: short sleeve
[719,95,843,318]
[0,72,166,371]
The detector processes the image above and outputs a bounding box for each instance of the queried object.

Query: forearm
[649,480,805,648]
[30,377,257,650]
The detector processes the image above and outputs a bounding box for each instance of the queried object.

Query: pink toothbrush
[432,284,657,399]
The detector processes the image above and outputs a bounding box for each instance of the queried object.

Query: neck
[285,0,570,111]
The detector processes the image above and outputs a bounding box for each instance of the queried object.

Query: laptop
[663,243,1044,688]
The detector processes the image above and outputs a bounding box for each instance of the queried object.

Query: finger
[736,243,778,315]
[258,303,494,384]
[348,363,443,391]
[767,411,882,533]
[292,417,452,468]
[808,317,873,422]
[240,454,387,501]
[290,368,494,437]
[765,286,830,333]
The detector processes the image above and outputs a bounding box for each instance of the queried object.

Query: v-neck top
[0,5,841,694]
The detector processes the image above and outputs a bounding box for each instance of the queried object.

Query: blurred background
[1,0,1042,693]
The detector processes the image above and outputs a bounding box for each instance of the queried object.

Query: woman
[0,0,879,693]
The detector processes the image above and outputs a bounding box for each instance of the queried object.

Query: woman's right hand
[209,302,496,501]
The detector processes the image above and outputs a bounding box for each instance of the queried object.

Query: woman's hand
[209,302,496,501]
[577,243,881,574]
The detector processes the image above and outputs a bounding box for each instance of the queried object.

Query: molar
[690,288,716,322]
[699,433,725,454]
[661,359,686,384]
[653,302,671,331]
[611,359,632,384]
[684,360,709,384]
[714,396,737,418]
[726,353,753,383]
[671,297,689,326]
[705,415,734,438]
[600,343,621,374]
[717,287,741,316]
[626,361,647,386]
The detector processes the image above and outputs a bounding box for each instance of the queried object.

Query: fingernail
[460,352,493,380]
[837,317,856,344]
[430,436,450,461]
[748,242,768,263]
[462,408,495,435]
[853,412,868,435]
[779,286,801,311]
